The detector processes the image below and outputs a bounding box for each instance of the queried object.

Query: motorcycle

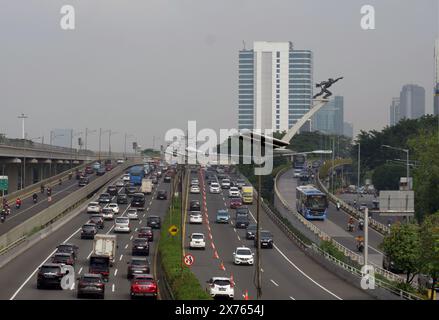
[40,186,45,194]
[59,179,62,186]
[1,215,5,223]
[347,223,355,232]
[357,241,364,252]
[33,197,38,204]
[358,220,364,231]
[336,202,341,211]
[15,203,21,209]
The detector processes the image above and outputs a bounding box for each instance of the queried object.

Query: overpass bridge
[0,138,139,194]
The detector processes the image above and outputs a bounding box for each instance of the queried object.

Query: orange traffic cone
[213,250,219,259]
[243,290,249,300]
[219,261,225,271]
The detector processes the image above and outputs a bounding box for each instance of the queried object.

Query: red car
[105,164,112,171]
[85,166,94,175]
[230,197,242,209]
[130,274,158,299]
[138,227,153,242]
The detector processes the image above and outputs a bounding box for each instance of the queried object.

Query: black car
[235,206,249,217]
[81,223,98,239]
[77,273,105,299]
[78,177,90,187]
[246,224,257,240]
[164,175,171,183]
[147,215,161,229]
[236,179,246,189]
[117,193,128,204]
[255,230,273,249]
[152,177,158,184]
[189,200,201,211]
[138,227,153,242]
[131,193,146,210]
[157,190,167,200]
[89,214,104,229]
[107,185,118,196]
[126,186,138,197]
[96,167,106,176]
[55,243,79,260]
[132,238,150,256]
[98,193,111,204]
[235,214,249,229]
[127,257,151,279]
[37,263,69,289]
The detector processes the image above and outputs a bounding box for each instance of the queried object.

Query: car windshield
[148,217,160,222]
[247,225,257,231]
[89,202,99,206]
[53,255,69,262]
[213,279,230,286]
[211,183,219,187]
[102,208,113,213]
[90,257,109,268]
[134,280,154,285]
[116,218,129,224]
[81,276,102,283]
[261,231,272,238]
[192,234,204,239]
[133,195,145,201]
[133,239,148,245]
[236,249,252,255]
[83,225,95,230]
[131,259,148,266]
[100,194,110,198]
[40,266,61,273]
[56,245,73,252]
[306,195,327,209]
[128,210,137,214]
[139,227,151,233]
[217,211,228,217]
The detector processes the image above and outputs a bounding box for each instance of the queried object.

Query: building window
[276,64,280,69]
[276,84,280,89]
[276,51,280,58]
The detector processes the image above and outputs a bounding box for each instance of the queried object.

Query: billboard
[379,190,414,216]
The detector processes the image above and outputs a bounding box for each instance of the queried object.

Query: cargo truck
[89,234,117,281]
[141,178,153,195]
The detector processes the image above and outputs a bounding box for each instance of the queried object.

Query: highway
[183,167,373,300]
[276,168,385,267]
[0,169,104,235]
[0,171,171,300]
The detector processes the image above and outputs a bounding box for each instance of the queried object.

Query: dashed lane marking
[270,279,279,287]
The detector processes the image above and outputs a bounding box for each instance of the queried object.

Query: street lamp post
[382,145,410,190]
[85,128,97,152]
[70,130,83,169]
[357,143,361,209]
[17,113,28,140]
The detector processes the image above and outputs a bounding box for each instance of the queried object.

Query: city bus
[296,185,328,220]
[129,166,145,186]
[292,154,306,169]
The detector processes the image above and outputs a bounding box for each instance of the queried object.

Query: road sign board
[379,191,414,216]
[183,253,194,267]
[168,225,178,236]
[0,176,8,191]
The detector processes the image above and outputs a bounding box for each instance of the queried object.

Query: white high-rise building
[238,41,313,132]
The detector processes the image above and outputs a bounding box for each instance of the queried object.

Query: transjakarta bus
[296,185,328,220]
[129,166,145,186]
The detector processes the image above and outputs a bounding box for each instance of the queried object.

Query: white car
[127,208,138,220]
[207,277,234,299]
[233,246,254,265]
[189,211,203,224]
[293,169,302,178]
[123,174,130,182]
[87,202,101,214]
[191,179,199,186]
[228,187,240,198]
[115,180,125,188]
[114,217,130,233]
[189,233,206,249]
[102,208,114,220]
[107,203,120,214]
[190,185,200,194]
[117,159,124,164]
[221,179,231,189]
[209,182,221,194]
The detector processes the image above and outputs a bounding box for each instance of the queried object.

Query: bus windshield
[306,196,327,209]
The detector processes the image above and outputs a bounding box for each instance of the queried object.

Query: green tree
[380,222,421,284]
[408,132,439,222]
[371,163,406,191]
[419,212,439,299]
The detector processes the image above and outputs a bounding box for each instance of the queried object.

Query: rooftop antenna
[242,40,246,50]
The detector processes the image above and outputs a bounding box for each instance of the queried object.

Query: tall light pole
[108,130,118,160]
[382,144,410,190]
[70,130,83,169]
[85,128,97,152]
[18,113,28,139]
[124,133,135,159]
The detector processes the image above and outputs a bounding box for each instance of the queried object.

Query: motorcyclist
[356,237,364,252]
[68,171,73,180]
[40,184,45,193]
[347,216,354,232]
[59,178,62,185]
[47,187,52,197]
[358,218,364,230]
[0,210,5,223]
[15,197,22,208]
[336,201,341,211]
[32,193,38,203]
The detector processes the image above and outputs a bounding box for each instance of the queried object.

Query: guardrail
[0,161,140,254]
[273,166,406,284]
[317,161,390,235]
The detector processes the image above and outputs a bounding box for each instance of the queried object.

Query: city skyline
[1,0,437,151]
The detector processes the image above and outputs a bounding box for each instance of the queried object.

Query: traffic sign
[168,225,178,236]
[183,253,194,267]
[0,176,8,191]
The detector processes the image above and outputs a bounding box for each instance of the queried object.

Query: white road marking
[233,228,237,233]
[130,235,133,240]
[289,296,296,300]
[87,251,93,259]
[78,267,83,274]
[70,283,75,290]
[248,210,342,300]
[270,279,279,287]
[124,244,128,249]
[119,254,123,261]
[135,228,138,232]
[237,235,241,241]
[112,284,115,292]
[114,269,118,276]
[139,220,142,224]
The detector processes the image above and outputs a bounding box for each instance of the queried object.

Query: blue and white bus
[296,185,328,220]
[129,166,145,186]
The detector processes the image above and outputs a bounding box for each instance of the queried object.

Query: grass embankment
[158,196,212,300]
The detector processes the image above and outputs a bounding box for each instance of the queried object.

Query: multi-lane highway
[0,171,102,235]
[276,168,385,267]
[183,167,373,300]
[0,170,171,300]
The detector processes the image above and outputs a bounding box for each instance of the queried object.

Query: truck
[141,178,153,195]
[89,235,117,281]
[241,186,254,204]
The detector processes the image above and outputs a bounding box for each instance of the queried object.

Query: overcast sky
[1,0,437,152]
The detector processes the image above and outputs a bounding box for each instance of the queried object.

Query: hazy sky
[1,0,437,152]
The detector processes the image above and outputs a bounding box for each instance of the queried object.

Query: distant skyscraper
[389,97,400,126]
[343,122,353,138]
[51,128,72,148]
[399,84,425,120]
[312,96,344,135]
[434,39,439,115]
[238,41,313,132]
